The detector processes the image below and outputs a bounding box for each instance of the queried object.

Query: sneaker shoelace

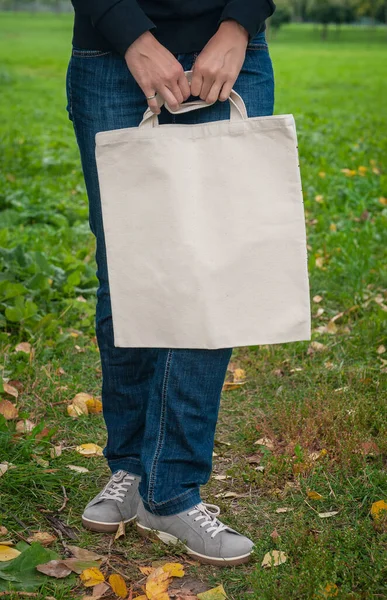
[188,502,228,539]
[100,471,136,503]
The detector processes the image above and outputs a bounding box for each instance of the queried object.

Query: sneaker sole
[136,522,252,566]
[82,515,136,533]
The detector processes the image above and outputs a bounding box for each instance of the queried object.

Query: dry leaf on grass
[67,545,103,561]
[197,584,228,599]
[114,520,126,541]
[0,463,9,477]
[139,566,154,576]
[0,546,21,561]
[50,445,62,458]
[15,341,32,354]
[313,295,323,303]
[2,383,18,399]
[261,550,287,568]
[76,443,104,457]
[318,511,339,518]
[255,437,274,451]
[222,381,245,391]
[370,500,387,520]
[67,465,89,473]
[80,567,105,587]
[163,563,185,577]
[92,582,110,596]
[0,399,19,420]
[15,419,35,433]
[109,574,128,598]
[36,560,72,578]
[315,582,339,598]
[27,532,57,546]
[307,491,324,501]
[275,507,294,514]
[377,345,386,354]
[0,527,8,536]
[307,341,326,354]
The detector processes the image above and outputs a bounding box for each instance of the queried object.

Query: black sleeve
[220,0,276,38]
[71,0,155,55]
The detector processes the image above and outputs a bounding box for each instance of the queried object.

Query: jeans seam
[147,349,173,505]
[67,57,73,121]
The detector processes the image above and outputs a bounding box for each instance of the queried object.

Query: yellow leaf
[134,597,148,600]
[315,195,324,203]
[315,583,339,598]
[315,257,325,269]
[80,567,105,587]
[379,197,387,206]
[370,500,387,520]
[358,165,368,175]
[307,490,324,501]
[233,368,246,383]
[0,546,21,561]
[109,573,128,598]
[76,443,104,457]
[197,585,228,599]
[139,566,154,576]
[67,404,85,418]
[85,397,103,414]
[318,171,326,178]
[341,168,356,177]
[329,223,337,232]
[68,393,91,417]
[261,550,287,568]
[162,562,185,577]
[0,400,19,420]
[145,567,172,600]
[222,381,245,391]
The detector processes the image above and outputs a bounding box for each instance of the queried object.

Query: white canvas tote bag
[96,77,311,349]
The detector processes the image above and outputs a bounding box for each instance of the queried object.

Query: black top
[71,0,276,56]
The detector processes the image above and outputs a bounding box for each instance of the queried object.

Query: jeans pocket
[72,47,112,58]
[247,31,268,50]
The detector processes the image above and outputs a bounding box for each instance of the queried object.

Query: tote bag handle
[139,71,248,128]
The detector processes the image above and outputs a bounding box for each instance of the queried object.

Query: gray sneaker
[82,470,140,533]
[136,500,254,566]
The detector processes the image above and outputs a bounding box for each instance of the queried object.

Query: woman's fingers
[219,78,235,102]
[190,70,203,98]
[205,80,224,105]
[179,72,191,101]
[143,88,161,115]
[159,85,182,112]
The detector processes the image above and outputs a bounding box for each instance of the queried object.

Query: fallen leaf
[114,520,126,541]
[15,419,35,433]
[308,341,326,354]
[275,507,294,514]
[139,566,154,576]
[0,541,14,546]
[261,550,287,568]
[15,342,32,354]
[3,382,18,398]
[315,257,325,269]
[50,445,62,458]
[0,399,19,420]
[256,465,265,472]
[27,532,57,546]
[370,500,387,520]
[197,585,228,599]
[32,455,49,468]
[315,194,324,203]
[377,345,386,355]
[0,526,8,536]
[255,437,274,451]
[80,567,105,587]
[329,223,337,232]
[313,295,323,303]
[233,368,246,382]
[92,582,110,596]
[67,393,90,417]
[213,475,228,481]
[315,583,339,598]
[67,545,103,561]
[36,559,72,578]
[62,559,101,574]
[222,381,245,391]
[318,171,326,178]
[163,563,185,577]
[214,491,243,499]
[358,165,367,175]
[0,463,9,477]
[85,397,103,414]
[318,511,339,518]
[307,491,324,501]
[145,566,172,600]
[109,573,128,598]
[67,404,86,418]
[341,168,356,177]
[0,546,21,561]
[67,465,89,473]
[76,443,104,457]
[379,197,387,205]
[270,528,280,540]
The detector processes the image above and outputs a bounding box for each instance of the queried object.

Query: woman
[67,0,275,567]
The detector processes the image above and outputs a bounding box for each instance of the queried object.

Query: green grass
[0,13,387,600]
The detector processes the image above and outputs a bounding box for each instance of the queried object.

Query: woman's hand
[125,31,191,114]
[191,20,249,104]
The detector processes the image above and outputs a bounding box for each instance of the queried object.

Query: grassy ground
[0,13,386,600]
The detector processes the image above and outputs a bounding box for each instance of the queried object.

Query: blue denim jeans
[66,32,274,516]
